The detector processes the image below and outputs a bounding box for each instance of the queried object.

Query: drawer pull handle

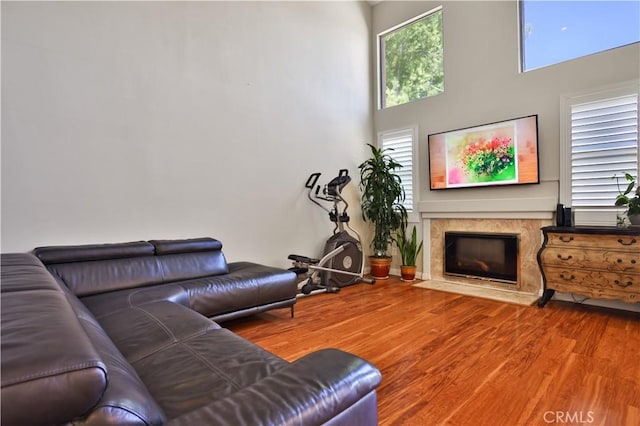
[614,279,633,288]
[617,238,637,246]
[560,273,575,281]
[557,254,573,260]
[559,236,574,243]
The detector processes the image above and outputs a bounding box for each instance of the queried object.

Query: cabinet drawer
[543,266,640,294]
[547,232,639,250]
[541,248,640,273]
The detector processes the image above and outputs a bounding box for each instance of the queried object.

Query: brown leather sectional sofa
[1,237,382,425]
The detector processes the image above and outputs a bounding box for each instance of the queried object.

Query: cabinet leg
[537,289,555,308]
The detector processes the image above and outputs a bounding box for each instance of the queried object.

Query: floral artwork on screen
[445,123,517,187]
[428,115,539,190]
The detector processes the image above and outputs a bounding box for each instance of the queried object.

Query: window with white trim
[379,127,416,212]
[378,7,444,109]
[560,82,639,225]
[519,1,640,72]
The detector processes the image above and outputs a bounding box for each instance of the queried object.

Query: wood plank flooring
[224,277,640,426]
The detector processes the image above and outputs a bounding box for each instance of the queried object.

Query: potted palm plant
[359,143,408,279]
[613,172,640,226]
[394,222,424,282]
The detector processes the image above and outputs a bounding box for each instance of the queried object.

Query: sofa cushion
[80,283,190,318]
[1,291,108,426]
[54,273,168,425]
[155,250,229,283]
[1,254,107,426]
[164,349,382,426]
[87,300,296,422]
[72,306,167,426]
[180,261,298,317]
[132,328,288,420]
[93,301,222,363]
[59,284,167,425]
[45,256,166,296]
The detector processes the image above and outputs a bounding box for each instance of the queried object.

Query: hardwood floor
[224,277,640,426]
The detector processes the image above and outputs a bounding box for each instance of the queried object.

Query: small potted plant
[359,143,408,279]
[613,172,640,226]
[394,222,423,282]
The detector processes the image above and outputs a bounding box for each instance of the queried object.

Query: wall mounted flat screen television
[428,115,539,190]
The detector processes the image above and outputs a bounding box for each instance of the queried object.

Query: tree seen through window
[380,8,444,109]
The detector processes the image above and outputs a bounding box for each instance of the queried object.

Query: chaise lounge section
[34,237,298,322]
[1,238,382,425]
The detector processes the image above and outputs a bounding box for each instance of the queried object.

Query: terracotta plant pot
[369,256,391,280]
[400,265,417,282]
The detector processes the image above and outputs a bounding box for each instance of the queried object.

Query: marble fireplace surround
[421,216,553,304]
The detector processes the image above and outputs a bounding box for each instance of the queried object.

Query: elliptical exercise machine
[288,169,375,295]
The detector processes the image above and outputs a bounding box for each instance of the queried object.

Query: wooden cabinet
[537,226,640,307]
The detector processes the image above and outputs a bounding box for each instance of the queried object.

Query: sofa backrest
[1,253,167,426]
[34,238,229,297]
[1,254,108,425]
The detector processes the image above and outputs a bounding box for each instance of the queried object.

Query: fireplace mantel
[422,211,553,220]
[418,180,558,219]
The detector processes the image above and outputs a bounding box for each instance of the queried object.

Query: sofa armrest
[166,348,382,426]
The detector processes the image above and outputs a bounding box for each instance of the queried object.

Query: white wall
[372,1,640,216]
[1,1,373,268]
[5,1,637,272]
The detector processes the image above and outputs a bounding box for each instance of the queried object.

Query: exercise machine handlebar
[304,170,351,216]
[305,173,321,189]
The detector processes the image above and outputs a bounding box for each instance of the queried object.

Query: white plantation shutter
[571,94,638,209]
[380,127,415,211]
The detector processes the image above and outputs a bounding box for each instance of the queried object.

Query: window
[378,7,443,109]
[560,82,639,225]
[520,1,640,72]
[379,127,417,212]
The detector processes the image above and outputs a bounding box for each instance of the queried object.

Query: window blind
[571,94,638,209]
[380,128,414,211]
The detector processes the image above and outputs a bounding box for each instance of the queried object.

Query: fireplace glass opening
[444,232,518,284]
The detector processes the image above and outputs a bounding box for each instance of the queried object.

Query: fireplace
[444,232,518,284]
[424,218,550,302]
